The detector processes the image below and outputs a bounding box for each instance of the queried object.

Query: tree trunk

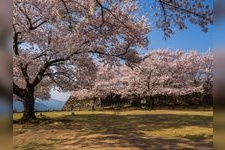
[92,97,97,111]
[21,90,36,121]
[151,98,155,109]
[150,96,154,109]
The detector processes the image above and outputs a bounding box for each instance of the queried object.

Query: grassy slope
[13,110,213,150]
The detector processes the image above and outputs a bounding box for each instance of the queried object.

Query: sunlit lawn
[13,110,213,150]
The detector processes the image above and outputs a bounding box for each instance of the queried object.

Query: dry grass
[13,110,213,150]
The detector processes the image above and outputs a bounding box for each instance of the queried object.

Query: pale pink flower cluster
[73,50,213,99]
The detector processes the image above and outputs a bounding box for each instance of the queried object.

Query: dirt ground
[13,110,213,150]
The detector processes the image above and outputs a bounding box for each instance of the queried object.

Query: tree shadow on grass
[14,113,213,150]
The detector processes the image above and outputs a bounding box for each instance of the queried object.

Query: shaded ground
[13,110,213,150]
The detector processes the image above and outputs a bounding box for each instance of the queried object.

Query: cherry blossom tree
[122,50,181,107]
[198,51,213,103]
[13,0,149,120]
[117,50,212,107]
[72,49,213,108]
[93,65,129,96]
[72,64,127,109]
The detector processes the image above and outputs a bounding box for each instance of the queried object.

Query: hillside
[13,99,65,112]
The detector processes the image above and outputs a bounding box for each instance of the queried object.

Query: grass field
[13,110,213,150]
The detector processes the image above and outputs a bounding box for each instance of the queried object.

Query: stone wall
[62,93,213,111]
[62,93,123,111]
[62,96,101,111]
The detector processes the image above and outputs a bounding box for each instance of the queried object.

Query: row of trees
[73,50,212,106]
[13,0,212,121]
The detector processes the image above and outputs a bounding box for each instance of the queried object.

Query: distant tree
[123,50,186,107]
[117,50,212,107]
[198,51,213,103]
[71,65,125,109]
[72,49,213,107]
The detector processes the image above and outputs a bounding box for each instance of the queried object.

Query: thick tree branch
[20,64,30,84]
[60,0,73,28]
[13,82,26,99]
[31,50,81,87]
[13,24,21,55]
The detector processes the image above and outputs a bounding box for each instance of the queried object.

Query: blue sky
[147,24,213,52]
[138,0,213,52]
